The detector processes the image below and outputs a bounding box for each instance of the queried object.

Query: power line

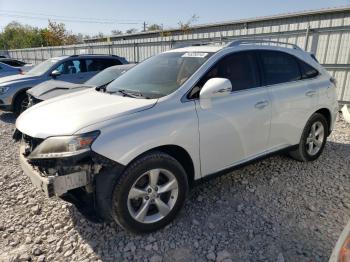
[0,9,144,23]
[0,13,142,25]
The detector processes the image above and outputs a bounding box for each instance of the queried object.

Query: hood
[16,89,157,138]
[27,80,92,100]
[0,74,39,85]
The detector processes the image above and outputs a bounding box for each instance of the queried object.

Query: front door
[194,51,271,176]
[54,59,86,83]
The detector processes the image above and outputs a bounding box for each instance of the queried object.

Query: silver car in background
[27,64,135,107]
[0,62,23,77]
[0,54,128,114]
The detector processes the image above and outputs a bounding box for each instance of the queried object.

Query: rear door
[258,50,318,149]
[195,51,271,176]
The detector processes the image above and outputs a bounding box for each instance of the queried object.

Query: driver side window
[189,51,260,99]
[55,59,82,75]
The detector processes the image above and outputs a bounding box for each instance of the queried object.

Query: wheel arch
[314,107,332,135]
[12,88,30,106]
[128,145,195,187]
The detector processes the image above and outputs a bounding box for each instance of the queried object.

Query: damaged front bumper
[19,144,92,198]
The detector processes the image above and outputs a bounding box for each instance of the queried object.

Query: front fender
[85,100,201,180]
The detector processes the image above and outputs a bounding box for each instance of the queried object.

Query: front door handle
[255,100,269,109]
[305,90,316,97]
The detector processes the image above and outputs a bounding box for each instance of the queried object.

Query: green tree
[0,20,82,49]
[178,14,199,34]
[147,24,162,31]
[0,21,43,49]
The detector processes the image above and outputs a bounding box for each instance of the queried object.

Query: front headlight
[28,131,100,159]
[0,86,10,95]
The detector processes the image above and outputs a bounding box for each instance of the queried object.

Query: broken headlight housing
[28,131,100,160]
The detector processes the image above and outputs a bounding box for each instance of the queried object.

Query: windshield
[86,67,126,87]
[107,52,213,98]
[26,58,61,76]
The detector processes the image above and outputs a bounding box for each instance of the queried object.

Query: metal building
[3,6,350,104]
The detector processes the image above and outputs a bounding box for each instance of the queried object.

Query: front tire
[289,113,328,162]
[100,151,188,233]
[14,92,29,115]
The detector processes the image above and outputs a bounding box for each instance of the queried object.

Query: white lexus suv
[16,40,338,233]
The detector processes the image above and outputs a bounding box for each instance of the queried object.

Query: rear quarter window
[298,60,319,79]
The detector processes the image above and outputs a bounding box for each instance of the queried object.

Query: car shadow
[67,140,350,261]
[0,111,16,124]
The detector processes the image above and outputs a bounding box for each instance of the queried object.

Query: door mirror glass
[199,78,232,99]
[50,70,61,78]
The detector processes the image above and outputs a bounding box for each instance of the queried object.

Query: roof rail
[227,39,303,51]
[171,41,224,49]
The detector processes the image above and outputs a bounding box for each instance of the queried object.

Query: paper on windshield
[182,52,209,58]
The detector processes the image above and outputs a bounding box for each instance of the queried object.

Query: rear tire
[97,151,188,233]
[289,113,328,162]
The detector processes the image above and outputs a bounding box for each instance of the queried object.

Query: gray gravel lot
[0,111,349,262]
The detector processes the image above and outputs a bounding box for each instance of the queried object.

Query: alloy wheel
[306,121,325,156]
[127,168,179,224]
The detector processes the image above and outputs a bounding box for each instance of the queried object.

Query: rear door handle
[305,90,316,97]
[255,100,269,109]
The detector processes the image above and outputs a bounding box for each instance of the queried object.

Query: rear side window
[299,60,319,79]
[85,59,121,72]
[197,51,260,92]
[260,51,301,85]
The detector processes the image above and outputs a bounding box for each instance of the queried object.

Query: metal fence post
[34,49,37,64]
[304,24,310,51]
[133,42,136,63]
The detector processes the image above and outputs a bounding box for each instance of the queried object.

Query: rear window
[260,50,301,85]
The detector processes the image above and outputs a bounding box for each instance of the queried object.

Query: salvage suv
[16,40,338,233]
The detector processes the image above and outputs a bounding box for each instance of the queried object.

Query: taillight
[18,69,24,75]
[339,235,350,262]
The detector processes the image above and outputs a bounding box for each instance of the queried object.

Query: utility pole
[143,21,147,32]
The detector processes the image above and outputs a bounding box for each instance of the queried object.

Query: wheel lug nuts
[155,187,158,191]
[147,188,152,193]
[145,196,149,200]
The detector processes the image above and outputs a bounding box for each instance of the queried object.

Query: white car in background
[16,40,338,233]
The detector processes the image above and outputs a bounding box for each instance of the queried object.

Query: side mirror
[50,70,61,78]
[199,78,231,109]
[199,78,232,99]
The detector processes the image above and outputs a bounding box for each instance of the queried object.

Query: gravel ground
[0,112,349,262]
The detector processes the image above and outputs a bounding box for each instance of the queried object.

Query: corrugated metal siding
[4,7,350,103]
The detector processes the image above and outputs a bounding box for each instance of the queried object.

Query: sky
[0,0,349,36]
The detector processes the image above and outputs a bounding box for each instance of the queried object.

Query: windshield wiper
[96,80,113,92]
[117,89,139,98]
[115,89,151,99]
